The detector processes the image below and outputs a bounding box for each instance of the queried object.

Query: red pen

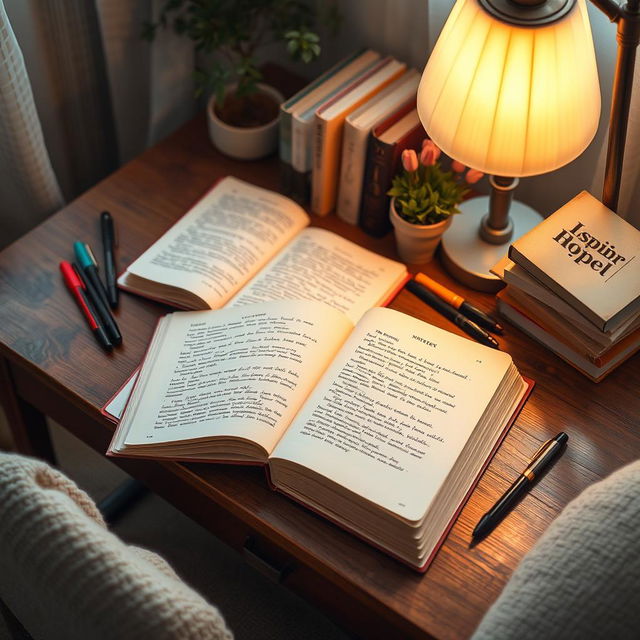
[60,261,113,351]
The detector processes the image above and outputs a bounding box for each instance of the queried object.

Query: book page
[271,307,514,521]
[227,228,407,323]
[119,301,353,454]
[125,176,310,308]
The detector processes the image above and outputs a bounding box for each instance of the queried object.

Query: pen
[74,241,111,311]
[60,261,113,351]
[405,279,499,349]
[415,272,503,334]
[72,263,122,346]
[101,211,119,308]
[472,432,569,540]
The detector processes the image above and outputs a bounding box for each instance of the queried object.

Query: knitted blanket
[0,452,233,640]
[472,459,640,640]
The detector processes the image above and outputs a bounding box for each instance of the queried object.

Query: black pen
[74,241,111,311]
[405,279,499,349]
[101,211,119,308]
[415,272,503,334]
[72,263,122,346]
[473,432,569,540]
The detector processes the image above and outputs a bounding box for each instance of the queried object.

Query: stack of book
[493,191,640,382]
[279,49,423,236]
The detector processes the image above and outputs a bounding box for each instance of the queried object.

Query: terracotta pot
[389,198,453,264]
[206,83,284,160]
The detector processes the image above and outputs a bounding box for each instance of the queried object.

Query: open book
[108,300,532,570]
[118,176,408,321]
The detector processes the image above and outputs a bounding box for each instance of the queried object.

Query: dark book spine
[359,136,394,237]
[290,169,311,204]
[279,160,294,196]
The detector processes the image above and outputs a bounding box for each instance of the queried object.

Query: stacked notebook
[493,191,640,382]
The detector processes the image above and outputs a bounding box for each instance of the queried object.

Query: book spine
[336,123,368,225]
[278,108,294,195]
[359,123,424,237]
[291,115,314,204]
[311,117,329,215]
[359,136,395,237]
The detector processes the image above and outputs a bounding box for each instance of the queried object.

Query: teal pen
[73,241,111,311]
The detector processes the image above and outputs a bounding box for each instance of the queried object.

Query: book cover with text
[509,191,640,332]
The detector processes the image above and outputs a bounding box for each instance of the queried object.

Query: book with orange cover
[311,57,407,216]
[107,299,532,571]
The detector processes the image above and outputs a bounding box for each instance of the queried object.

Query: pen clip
[84,242,98,268]
[529,439,549,462]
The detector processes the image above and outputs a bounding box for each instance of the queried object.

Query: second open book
[108,299,531,571]
[117,176,408,320]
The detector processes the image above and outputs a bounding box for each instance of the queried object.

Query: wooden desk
[1,114,638,640]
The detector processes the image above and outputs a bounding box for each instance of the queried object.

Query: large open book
[118,176,408,321]
[108,300,532,570]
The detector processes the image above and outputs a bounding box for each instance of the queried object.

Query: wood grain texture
[0,111,638,640]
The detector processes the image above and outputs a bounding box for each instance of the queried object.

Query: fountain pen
[473,432,569,540]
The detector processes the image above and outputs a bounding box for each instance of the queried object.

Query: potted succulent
[388,140,484,263]
[144,0,338,160]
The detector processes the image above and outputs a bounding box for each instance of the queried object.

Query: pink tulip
[465,169,484,184]
[420,140,441,166]
[420,145,436,166]
[451,160,466,173]
[401,149,419,172]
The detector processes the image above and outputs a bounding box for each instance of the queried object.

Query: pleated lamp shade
[417,0,600,177]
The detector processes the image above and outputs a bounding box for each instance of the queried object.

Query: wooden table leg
[0,358,56,464]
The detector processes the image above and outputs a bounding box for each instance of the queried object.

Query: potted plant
[387,140,484,263]
[144,0,338,160]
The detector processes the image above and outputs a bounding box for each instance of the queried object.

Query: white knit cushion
[472,460,640,640]
[0,452,233,640]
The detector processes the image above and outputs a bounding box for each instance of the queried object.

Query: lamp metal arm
[588,0,640,211]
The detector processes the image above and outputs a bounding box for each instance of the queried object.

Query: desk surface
[1,113,639,640]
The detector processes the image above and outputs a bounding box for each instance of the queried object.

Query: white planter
[389,198,452,264]
[206,83,284,160]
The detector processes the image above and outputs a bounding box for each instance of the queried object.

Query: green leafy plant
[388,140,483,226]
[143,0,340,106]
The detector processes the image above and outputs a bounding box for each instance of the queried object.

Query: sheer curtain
[0,0,194,248]
[0,0,63,247]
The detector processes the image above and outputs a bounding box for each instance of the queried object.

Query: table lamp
[417,0,602,291]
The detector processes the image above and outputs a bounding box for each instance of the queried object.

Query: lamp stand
[440,177,542,292]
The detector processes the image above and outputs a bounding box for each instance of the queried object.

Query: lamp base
[440,196,542,292]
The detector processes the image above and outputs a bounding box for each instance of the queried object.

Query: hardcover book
[492,256,640,346]
[281,49,382,201]
[107,300,532,571]
[117,176,408,317]
[359,105,423,237]
[508,191,640,332]
[336,70,420,225]
[311,57,407,216]
[497,290,639,382]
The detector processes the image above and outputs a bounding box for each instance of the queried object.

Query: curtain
[0,0,194,248]
[0,0,63,247]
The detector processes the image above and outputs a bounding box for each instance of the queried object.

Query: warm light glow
[417,0,600,177]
